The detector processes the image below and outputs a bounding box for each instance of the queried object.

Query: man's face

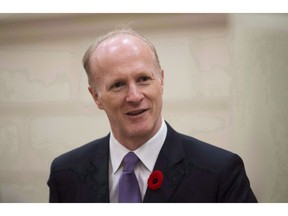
[89,35,164,145]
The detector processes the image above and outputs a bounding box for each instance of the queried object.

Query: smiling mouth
[126,109,148,116]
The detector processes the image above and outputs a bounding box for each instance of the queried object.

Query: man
[47,28,257,203]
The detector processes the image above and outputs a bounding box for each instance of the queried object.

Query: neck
[112,120,163,151]
[118,135,150,151]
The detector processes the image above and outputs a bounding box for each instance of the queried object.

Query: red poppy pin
[147,170,163,190]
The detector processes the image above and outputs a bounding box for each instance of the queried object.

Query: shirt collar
[109,119,167,174]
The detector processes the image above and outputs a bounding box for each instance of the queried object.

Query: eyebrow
[104,70,156,88]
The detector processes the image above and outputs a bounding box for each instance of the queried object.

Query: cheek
[149,88,163,109]
[100,95,123,112]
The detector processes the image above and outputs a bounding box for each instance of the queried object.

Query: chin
[128,122,155,138]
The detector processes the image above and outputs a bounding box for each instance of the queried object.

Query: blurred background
[0,13,287,202]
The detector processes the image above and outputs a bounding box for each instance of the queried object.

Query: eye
[138,76,152,83]
[110,81,125,90]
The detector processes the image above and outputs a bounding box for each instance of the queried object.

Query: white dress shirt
[109,119,167,202]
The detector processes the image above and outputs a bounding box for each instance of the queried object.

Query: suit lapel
[89,135,110,202]
[143,123,186,203]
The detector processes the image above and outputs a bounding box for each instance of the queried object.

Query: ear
[88,86,104,110]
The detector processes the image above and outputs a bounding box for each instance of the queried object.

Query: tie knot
[122,152,139,172]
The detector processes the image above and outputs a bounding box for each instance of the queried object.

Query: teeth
[128,110,144,115]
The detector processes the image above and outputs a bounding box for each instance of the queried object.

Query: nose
[125,83,144,104]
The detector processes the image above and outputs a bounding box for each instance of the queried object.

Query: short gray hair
[82,28,162,90]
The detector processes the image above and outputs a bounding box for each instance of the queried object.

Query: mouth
[126,109,148,116]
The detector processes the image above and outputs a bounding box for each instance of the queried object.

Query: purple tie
[118,152,142,203]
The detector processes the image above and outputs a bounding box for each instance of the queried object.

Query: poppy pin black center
[153,178,158,184]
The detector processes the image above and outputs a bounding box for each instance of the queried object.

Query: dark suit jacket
[47,123,257,203]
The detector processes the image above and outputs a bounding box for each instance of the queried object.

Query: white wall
[0,14,287,202]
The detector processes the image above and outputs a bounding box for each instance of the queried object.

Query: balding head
[82,28,162,91]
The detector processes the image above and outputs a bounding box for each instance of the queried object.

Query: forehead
[96,34,152,58]
[90,34,156,73]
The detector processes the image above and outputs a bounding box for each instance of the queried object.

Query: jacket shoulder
[50,135,109,171]
[181,133,241,171]
[165,123,240,172]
